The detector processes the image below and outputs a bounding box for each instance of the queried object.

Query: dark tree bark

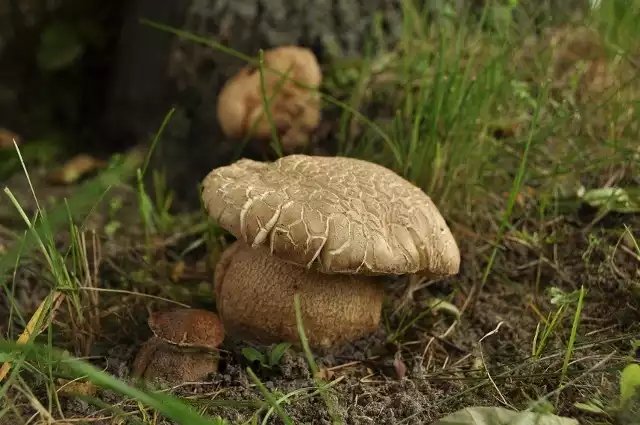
[100,0,188,153]
[0,0,125,144]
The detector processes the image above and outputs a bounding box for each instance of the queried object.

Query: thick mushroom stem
[132,336,164,378]
[132,337,219,385]
[214,241,384,349]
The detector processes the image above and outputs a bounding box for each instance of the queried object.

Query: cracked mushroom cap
[216,46,322,152]
[214,240,383,348]
[148,308,224,350]
[202,154,460,278]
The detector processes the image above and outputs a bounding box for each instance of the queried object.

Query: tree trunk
[0,0,125,145]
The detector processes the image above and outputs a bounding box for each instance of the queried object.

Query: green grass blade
[0,341,224,425]
[0,150,144,283]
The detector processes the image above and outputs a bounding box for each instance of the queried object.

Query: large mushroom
[214,240,383,348]
[216,46,322,153]
[132,308,225,385]
[201,154,460,348]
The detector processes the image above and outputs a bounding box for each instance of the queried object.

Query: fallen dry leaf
[315,367,335,381]
[503,191,526,207]
[0,291,65,382]
[0,128,21,150]
[393,351,407,379]
[171,261,186,282]
[47,154,107,185]
[579,58,617,101]
[57,378,97,398]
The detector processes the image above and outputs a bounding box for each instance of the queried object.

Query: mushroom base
[214,242,384,349]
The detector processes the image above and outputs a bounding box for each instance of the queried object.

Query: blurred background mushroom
[132,308,225,386]
[202,154,460,348]
[216,45,322,154]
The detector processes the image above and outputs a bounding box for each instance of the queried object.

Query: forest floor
[1,5,640,425]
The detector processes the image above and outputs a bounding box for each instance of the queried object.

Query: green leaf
[0,352,17,362]
[573,401,607,415]
[488,6,514,33]
[268,343,292,366]
[578,187,640,214]
[620,363,640,406]
[37,22,85,71]
[242,347,267,364]
[425,297,461,318]
[432,406,578,425]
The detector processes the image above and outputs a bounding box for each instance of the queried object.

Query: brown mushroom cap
[148,308,225,350]
[216,46,322,152]
[214,241,383,348]
[202,155,460,278]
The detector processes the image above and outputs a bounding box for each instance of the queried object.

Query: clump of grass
[0,141,233,423]
[330,9,527,210]
[136,107,177,252]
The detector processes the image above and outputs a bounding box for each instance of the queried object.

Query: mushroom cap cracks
[148,309,225,350]
[202,155,460,277]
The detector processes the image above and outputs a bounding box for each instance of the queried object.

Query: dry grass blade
[0,290,65,382]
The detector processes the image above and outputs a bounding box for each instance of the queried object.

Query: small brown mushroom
[215,240,383,348]
[148,308,225,349]
[217,46,322,152]
[202,154,460,348]
[132,308,224,385]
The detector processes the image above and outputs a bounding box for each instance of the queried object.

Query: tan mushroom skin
[202,154,460,278]
[132,309,224,385]
[216,46,322,152]
[132,339,219,385]
[148,308,225,349]
[214,241,383,348]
